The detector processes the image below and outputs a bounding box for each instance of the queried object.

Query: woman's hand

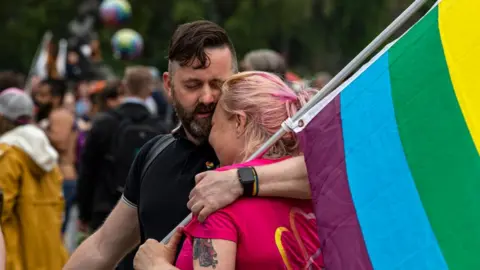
[133,228,183,270]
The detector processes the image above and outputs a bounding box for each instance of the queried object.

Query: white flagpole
[247,0,430,161]
[161,0,429,244]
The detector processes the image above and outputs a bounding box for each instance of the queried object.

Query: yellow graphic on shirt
[275,207,322,269]
[275,227,293,270]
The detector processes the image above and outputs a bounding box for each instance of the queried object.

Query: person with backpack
[76,66,168,234]
[76,79,124,173]
[69,79,124,250]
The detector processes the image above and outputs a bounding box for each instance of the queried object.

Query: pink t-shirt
[175,158,324,270]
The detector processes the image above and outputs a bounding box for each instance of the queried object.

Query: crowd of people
[0,19,332,270]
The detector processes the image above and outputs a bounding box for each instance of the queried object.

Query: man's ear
[163,71,172,102]
[235,112,247,137]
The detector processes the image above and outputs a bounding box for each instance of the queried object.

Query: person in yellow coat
[0,88,68,270]
[0,223,5,270]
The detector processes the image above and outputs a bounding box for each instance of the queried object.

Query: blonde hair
[221,71,316,161]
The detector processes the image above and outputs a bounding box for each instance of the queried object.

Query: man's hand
[133,228,183,270]
[188,170,243,222]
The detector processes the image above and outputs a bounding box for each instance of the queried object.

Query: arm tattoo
[193,238,218,268]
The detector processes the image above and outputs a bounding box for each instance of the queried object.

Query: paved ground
[64,205,79,254]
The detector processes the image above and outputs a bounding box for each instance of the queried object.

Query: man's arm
[188,156,310,222]
[254,155,310,198]
[64,200,141,269]
[66,132,154,269]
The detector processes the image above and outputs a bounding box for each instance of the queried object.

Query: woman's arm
[193,238,236,270]
[134,209,238,270]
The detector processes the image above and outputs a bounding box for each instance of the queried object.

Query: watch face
[242,178,255,184]
[238,168,255,184]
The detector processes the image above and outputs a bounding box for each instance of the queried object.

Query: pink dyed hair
[221,71,316,160]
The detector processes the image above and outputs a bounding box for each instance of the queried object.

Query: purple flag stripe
[298,97,373,270]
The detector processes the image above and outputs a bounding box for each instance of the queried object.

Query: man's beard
[172,89,216,143]
[35,102,53,122]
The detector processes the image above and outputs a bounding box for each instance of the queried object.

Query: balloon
[111,29,143,60]
[99,0,132,26]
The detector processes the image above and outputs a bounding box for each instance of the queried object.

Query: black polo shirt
[122,127,219,243]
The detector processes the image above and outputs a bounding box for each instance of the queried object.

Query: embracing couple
[65,20,323,270]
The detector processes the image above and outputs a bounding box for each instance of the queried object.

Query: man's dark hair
[102,79,123,100]
[168,20,238,71]
[89,79,123,111]
[0,71,24,93]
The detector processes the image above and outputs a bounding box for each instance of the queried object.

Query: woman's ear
[235,112,247,137]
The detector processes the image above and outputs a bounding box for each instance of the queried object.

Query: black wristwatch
[237,167,258,197]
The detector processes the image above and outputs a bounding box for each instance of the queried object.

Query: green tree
[0,0,437,77]
[0,0,76,71]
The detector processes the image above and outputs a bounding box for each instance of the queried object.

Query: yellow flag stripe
[439,0,480,155]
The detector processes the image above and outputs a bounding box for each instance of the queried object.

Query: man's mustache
[194,103,216,114]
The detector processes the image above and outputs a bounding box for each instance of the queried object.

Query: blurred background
[0,0,436,81]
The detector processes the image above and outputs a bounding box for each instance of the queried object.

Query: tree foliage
[0,0,437,76]
[0,0,76,71]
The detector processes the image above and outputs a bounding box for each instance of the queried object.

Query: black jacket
[77,102,168,225]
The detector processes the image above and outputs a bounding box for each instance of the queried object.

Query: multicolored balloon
[99,0,132,26]
[111,28,143,60]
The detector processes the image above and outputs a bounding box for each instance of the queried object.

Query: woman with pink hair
[135,71,324,270]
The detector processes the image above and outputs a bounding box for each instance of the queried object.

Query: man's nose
[199,86,217,104]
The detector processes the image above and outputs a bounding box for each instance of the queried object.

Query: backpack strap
[140,134,176,180]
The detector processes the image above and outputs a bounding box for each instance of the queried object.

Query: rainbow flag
[297,0,480,269]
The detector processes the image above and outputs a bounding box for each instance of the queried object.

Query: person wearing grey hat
[0,88,68,269]
[0,88,34,127]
